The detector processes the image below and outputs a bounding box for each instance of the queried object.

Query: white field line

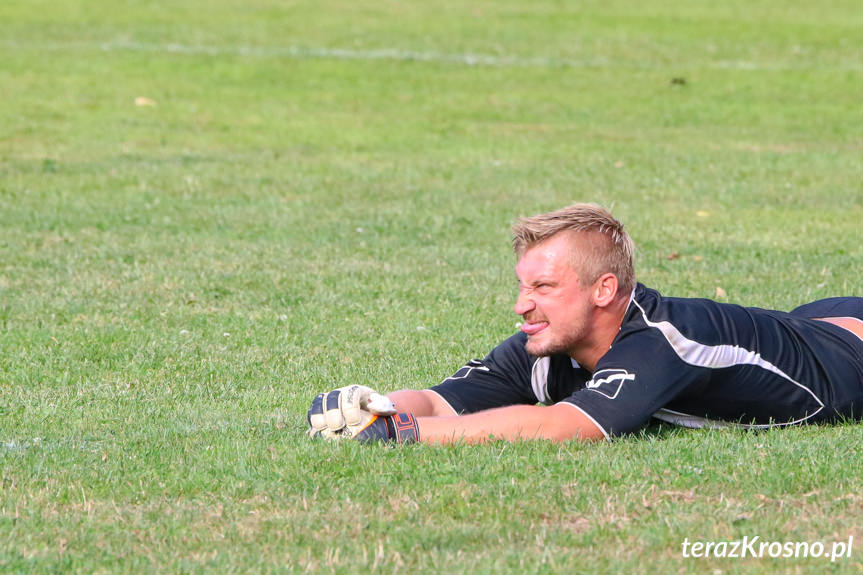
[7,39,861,71]
[106,40,602,68]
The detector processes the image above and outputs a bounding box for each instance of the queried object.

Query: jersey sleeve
[429,332,538,414]
[561,331,708,436]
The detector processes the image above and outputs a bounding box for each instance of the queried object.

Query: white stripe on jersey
[631,298,825,415]
[652,407,822,429]
[531,356,551,404]
[533,358,581,406]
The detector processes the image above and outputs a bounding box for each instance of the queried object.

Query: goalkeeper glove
[306,385,396,439]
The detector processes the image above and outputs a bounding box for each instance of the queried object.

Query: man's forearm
[416,403,606,444]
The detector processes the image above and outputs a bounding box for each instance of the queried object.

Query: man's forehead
[516,235,577,276]
[520,232,577,260]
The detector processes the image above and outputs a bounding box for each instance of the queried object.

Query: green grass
[2,0,862,572]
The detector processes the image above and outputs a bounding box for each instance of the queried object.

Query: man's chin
[524,338,554,358]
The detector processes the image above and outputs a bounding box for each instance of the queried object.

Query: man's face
[514,232,595,358]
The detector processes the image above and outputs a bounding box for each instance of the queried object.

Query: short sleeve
[562,332,708,436]
[429,332,538,414]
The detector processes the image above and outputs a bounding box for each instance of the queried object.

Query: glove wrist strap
[385,413,420,444]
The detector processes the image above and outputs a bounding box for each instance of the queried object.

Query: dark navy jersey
[430,284,863,438]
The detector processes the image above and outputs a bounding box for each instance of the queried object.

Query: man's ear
[592,273,619,308]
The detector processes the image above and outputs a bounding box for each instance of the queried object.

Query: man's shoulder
[627,283,770,345]
[629,283,723,319]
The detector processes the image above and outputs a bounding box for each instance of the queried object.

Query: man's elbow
[545,403,607,442]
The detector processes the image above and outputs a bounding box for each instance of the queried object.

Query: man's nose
[514,288,534,316]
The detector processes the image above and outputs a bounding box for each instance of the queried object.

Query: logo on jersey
[585,369,636,399]
[442,360,490,382]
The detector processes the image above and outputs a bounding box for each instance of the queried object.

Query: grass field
[2,0,863,572]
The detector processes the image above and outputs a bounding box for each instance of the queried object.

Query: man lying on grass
[307,203,863,444]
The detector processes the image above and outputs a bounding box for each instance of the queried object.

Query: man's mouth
[520,320,549,336]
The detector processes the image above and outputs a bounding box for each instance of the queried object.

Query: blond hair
[512,203,636,293]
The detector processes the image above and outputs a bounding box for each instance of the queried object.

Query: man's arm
[415,402,606,444]
[307,333,546,440]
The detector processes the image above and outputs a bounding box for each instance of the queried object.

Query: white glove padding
[306,385,396,439]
